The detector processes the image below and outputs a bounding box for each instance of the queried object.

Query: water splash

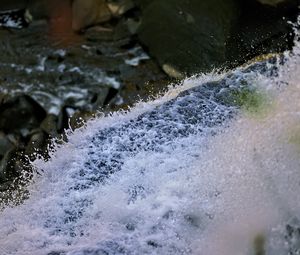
[1,35,300,255]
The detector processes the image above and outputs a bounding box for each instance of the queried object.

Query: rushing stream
[1,26,300,255]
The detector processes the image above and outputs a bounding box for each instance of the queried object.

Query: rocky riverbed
[0,16,169,189]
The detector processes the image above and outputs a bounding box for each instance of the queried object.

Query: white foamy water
[1,36,300,255]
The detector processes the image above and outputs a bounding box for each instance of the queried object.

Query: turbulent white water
[1,36,300,255]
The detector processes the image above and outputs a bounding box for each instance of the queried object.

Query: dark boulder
[135,0,298,78]
[0,95,46,136]
[135,0,240,78]
[227,0,298,66]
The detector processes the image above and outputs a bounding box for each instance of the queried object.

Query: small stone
[40,114,59,137]
[69,111,96,130]
[162,64,184,80]
[92,88,111,109]
[107,0,135,17]
[0,149,19,181]
[0,132,14,157]
[25,131,46,158]
[126,18,140,35]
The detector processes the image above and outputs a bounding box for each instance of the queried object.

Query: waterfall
[1,33,300,255]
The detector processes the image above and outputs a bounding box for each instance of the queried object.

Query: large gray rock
[136,0,239,78]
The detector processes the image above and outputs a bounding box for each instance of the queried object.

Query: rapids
[1,30,300,255]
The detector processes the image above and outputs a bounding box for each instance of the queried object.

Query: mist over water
[1,32,300,255]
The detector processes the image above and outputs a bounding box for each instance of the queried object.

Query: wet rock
[0,95,46,135]
[6,134,20,147]
[126,18,140,35]
[256,0,288,6]
[0,93,10,105]
[116,60,168,108]
[136,0,239,77]
[0,132,15,157]
[162,64,184,80]
[285,222,300,254]
[0,144,34,185]
[227,0,298,66]
[69,110,96,130]
[0,8,32,29]
[0,15,167,117]
[0,149,20,181]
[135,0,297,76]
[91,88,111,109]
[25,130,47,158]
[40,114,62,137]
[107,0,135,17]
[84,25,115,42]
[72,0,112,32]
[0,153,8,182]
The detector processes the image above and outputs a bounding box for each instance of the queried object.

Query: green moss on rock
[220,85,271,117]
[231,88,266,113]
